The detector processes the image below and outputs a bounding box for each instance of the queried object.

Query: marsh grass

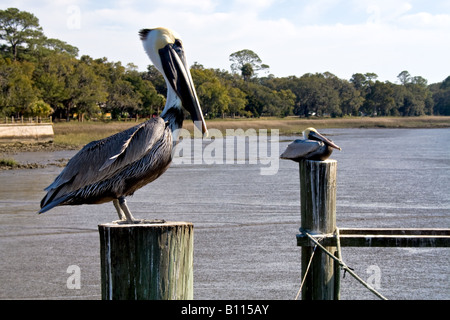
[0,158,18,167]
[52,116,450,148]
[184,116,450,134]
[53,121,140,147]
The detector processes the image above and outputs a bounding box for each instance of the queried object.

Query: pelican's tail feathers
[38,194,71,214]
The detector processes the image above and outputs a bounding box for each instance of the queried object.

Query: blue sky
[2,0,450,83]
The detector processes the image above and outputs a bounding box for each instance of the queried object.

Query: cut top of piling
[98,221,193,228]
[98,220,194,300]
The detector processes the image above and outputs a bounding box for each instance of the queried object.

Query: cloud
[152,0,217,12]
[364,1,413,24]
[1,0,449,83]
[399,12,450,28]
[298,0,342,23]
[232,0,276,10]
[99,0,450,83]
[352,0,413,23]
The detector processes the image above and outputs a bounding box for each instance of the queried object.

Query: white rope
[295,242,318,300]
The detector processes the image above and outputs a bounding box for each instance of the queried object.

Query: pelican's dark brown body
[40,117,172,211]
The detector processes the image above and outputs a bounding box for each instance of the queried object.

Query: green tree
[0,8,44,60]
[227,87,247,117]
[241,81,266,117]
[192,67,231,118]
[28,99,53,117]
[237,79,294,117]
[197,80,230,118]
[339,80,364,116]
[39,37,79,57]
[240,63,254,82]
[364,72,378,83]
[260,75,305,116]
[143,64,166,97]
[397,70,411,85]
[395,71,433,116]
[82,57,142,119]
[70,60,108,121]
[391,83,407,116]
[229,49,269,81]
[138,80,165,117]
[0,58,38,117]
[125,65,165,117]
[363,80,395,116]
[106,79,140,119]
[350,73,367,91]
[33,52,76,118]
[272,89,295,117]
[431,76,450,115]
[294,73,339,117]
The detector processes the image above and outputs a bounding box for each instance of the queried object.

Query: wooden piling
[98,221,193,300]
[299,159,337,300]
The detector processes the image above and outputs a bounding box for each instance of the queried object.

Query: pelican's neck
[160,87,184,143]
[161,105,183,132]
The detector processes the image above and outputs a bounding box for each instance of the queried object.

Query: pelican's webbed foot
[112,198,166,224]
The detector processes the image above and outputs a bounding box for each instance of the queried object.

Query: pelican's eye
[174,39,182,48]
[172,39,184,56]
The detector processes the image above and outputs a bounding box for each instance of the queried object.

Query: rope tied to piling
[298,227,388,300]
[294,237,322,300]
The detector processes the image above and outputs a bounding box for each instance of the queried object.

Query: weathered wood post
[299,159,337,300]
[98,222,194,300]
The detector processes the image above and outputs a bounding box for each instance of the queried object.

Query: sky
[2,0,450,84]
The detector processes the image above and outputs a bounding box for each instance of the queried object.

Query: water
[0,128,449,300]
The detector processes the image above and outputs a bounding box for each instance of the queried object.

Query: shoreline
[1,116,449,158]
[187,115,450,134]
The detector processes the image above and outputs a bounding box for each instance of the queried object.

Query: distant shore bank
[185,115,450,134]
[1,116,449,154]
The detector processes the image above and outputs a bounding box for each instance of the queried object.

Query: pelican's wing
[41,117,167,208]
[280,139,322,160]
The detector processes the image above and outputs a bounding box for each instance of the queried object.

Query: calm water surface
[0,128,449,299]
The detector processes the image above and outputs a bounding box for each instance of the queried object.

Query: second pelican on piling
[39,27,207,224]
[280,127,341,161]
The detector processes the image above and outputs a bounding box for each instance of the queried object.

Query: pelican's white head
[302,127,318,139]
[303,127,341,150]
[139,28,207,136]
[139,27,181,74]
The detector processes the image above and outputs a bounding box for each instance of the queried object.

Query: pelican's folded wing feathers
[42,117,166,206]
[280,139,322,160]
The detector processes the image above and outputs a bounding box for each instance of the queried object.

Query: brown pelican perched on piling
[39,27,207,223]
[280,127,341,161]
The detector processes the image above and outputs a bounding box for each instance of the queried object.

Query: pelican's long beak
[158,43,208,136]
[309,131,341,150]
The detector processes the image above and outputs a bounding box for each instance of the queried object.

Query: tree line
[1,8,449,122]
